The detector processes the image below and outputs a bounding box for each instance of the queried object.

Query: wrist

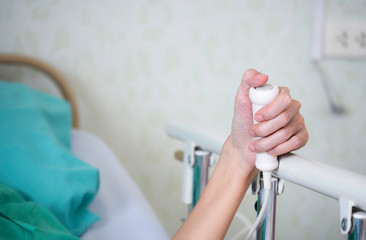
[220,135,258,181]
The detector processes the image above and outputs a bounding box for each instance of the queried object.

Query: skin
[172,69,309,240]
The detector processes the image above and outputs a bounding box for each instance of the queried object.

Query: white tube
[165,121,226,154]
[275,153,366,211]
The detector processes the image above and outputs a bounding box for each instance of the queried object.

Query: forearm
[172,135,258,240]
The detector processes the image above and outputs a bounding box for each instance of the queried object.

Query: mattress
[71,129,169,240]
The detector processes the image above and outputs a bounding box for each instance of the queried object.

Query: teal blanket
[0,81,100,236]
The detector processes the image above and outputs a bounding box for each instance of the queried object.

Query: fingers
[247,85,307,156]
[249,98,301,137]
[253,86,292,122]
[249,113,308,155]
[235,69,309,159]
[268,129,309,155]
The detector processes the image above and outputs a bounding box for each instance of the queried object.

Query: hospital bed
[2,54,366,240]
[0,54,169,240]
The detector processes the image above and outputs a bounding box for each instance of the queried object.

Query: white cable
[230,212,253,240]
[231,225,252,240]
[244,188,271,240]
[235,211,253,227]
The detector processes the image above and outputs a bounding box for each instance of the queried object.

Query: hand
[230,69,309,168]
[173,69,309,240]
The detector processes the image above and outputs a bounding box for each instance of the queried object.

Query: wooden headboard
[0,54,79,128]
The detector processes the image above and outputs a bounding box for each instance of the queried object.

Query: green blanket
[0,183,80,240]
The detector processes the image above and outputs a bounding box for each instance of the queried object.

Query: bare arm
[172,69,308,239]
[172,136,258,240]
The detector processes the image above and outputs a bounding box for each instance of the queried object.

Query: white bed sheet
[71,129,169,240]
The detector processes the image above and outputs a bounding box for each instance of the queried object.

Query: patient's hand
[173,69,309,240]
[230,69,309,169]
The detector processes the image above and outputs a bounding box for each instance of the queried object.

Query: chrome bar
[192,150,210,208]
[348,211,366,240]
[257,177,278,240]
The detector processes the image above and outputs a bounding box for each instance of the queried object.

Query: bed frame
[0,54,79,128]
[165,121,366,240]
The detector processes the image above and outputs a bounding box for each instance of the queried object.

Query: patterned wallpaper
[1,0,366,239]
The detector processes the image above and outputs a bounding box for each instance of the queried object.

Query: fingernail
[249,144,255,152]
[255,74,263,80]
[256,114,263,122]
[249,129,255,137]
[268,149,275,155]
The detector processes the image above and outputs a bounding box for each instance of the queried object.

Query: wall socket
[323,19,366,59]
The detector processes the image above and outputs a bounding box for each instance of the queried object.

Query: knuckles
[282,94,292,108]
[252,125,264,137]
[293,99,301,110]
[253,139,266,152]
[297,114,305,126]
[279,112,291,125]
[292,135,302,149]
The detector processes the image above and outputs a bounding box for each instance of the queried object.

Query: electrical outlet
[323,19,366,58]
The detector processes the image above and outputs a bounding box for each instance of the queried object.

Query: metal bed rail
[165,121,366,239]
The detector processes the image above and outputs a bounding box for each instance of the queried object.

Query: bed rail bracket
[339,197,355,235]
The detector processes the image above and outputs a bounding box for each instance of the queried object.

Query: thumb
[241,69,268,89]
[235,69,269,110]
[231,69,269,166]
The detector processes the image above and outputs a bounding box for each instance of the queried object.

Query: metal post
[191,150,210,210]
[348,211,366,240]
[257,177,278,240]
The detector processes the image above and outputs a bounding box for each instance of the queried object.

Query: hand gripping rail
[165,121,366,237]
